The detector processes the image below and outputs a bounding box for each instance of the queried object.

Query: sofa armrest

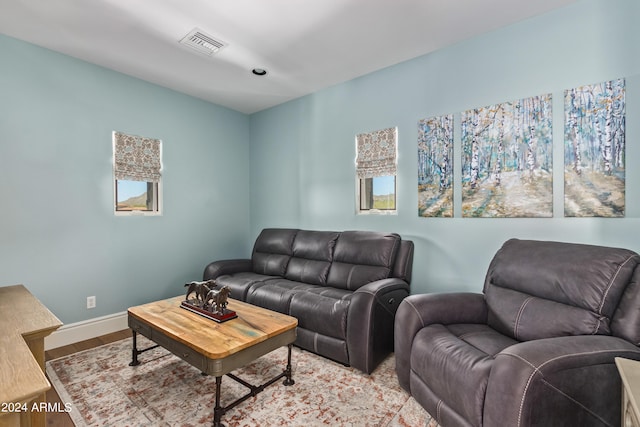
[202,259,253,281]
[394,292,487,390]
[346,278,410,374]
[484,335,640,427]
[353,278,410,308]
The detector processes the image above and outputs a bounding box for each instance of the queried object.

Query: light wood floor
[44,329,132,426]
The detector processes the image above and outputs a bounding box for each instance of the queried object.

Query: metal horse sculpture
[184,280,216,307]
[205,285,231,314]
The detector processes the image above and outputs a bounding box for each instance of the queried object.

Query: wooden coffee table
[127,296,297,427]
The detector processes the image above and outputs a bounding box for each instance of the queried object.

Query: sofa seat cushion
[411,324,518,427]
[246,278,316,314]
[216,272,275,301]
[289,287,352,340]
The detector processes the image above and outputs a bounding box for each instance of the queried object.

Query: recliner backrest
[284,230,340,285]
[326,231,400,290]
[251,228,298,275]
[251,228,412,291]
[392,240,414,284]
[483,239,640,341]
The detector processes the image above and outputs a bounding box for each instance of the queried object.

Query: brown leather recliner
[395,239,640,427]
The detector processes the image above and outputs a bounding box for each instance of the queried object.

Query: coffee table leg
[129,330,140,366]
[210,344,294,426]
[213,376,224,427]
[128,327,159,366]
[283,344,295,386]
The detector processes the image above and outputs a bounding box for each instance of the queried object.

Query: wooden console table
[0,285,62,427]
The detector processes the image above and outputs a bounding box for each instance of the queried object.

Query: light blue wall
[249,0,640,294]
[0,35,251,323]
[3,0,640,325]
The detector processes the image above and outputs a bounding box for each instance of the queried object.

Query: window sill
[357,209,397,216]
[115,210,162,217]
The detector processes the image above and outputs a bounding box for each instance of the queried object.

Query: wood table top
[0,285,62,407]
[128,296,297,360]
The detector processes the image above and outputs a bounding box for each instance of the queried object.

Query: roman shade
[355,127,397,179]
[113,131,162,182]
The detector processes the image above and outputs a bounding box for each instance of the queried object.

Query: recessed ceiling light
[252,68,267,76]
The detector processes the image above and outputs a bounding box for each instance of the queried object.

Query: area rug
[46,336,434,426]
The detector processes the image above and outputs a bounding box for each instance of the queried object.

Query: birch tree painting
[461,94,553,217]
[564,78,625,217]
[418,115,453,217]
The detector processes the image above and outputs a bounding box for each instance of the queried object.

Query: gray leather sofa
[203,228,414,374]
[395,239,640,427]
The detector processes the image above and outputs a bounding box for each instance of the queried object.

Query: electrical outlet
[87,296,96,309]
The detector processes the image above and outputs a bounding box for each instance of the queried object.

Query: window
[355,127,397,214]
[113,131,162,216]
[359,175,396,211]
[115,180,159,212]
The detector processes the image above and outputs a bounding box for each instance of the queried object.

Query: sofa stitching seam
[456,331,505,357]
[537,377,610,425]
[457,330,508,350]
[503,348,640,371]
[540,348,640,370]
[389,238,400,270]
[405,299,425,328]
[436,400,443,423]
[301,259,309,283]
[498,352,538,427]
[346,265,356,290]
[502,347,640,426]
[514,297,534,340]
[598,254,636,318]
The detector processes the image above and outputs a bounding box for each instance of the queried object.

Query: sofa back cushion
[252,228,297,276]
[483,239,640,341]
[285,230,340,285]
[327,231,400,290]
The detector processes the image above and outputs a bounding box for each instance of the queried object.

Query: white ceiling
[0,0,576,114]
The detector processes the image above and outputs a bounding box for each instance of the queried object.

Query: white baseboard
[45,311,129,350]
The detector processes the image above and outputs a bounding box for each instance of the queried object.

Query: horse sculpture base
[180,300,238,323]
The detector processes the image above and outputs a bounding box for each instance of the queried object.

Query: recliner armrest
[394,292,487,390]
[203,259,253,281]
[400,292,488,326]
[484,335,640,426]
[347,278,410,373]
[353,278,410,309]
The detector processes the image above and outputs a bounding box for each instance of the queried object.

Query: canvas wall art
[461,94,553,217]
[564,78,625,217]
[418,114,454,217]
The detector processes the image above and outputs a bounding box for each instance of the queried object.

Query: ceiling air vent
[179,28,226,56]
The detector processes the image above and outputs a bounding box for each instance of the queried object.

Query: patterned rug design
[46,336,433,426]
